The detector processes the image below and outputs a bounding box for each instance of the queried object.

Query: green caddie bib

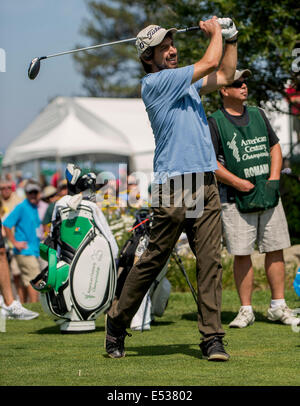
[211,107,279,213]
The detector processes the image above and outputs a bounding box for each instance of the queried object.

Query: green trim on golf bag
[31,204,117,323]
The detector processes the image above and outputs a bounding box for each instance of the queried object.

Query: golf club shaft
[171,250,198,306]
[42,27,201,60]
[45,37,137,59]
[177,26,201,34]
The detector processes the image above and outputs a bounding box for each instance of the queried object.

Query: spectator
[0,178,22,216]
[15,170,23,187]
[57,179,68,198]
[126,175,149,209]
[0,219,39,319]
[208,69,300,328]
[41,185,59,236]
[42,180,68,236]
[3,180,42,303]
[41,185,58,203]
[39,173,47,189]
[4,173,16,192]
[0,177,23,301]
[50,171,61,188]
[37,183,49,242]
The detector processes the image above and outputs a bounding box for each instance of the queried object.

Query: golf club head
[28,57,41,80]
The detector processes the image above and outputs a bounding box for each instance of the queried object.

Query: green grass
[167,253,299,292]
[1,290,300,386]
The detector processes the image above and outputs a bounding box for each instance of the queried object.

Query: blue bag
[293,267,300,297]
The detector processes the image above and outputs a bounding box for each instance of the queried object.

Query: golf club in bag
[114,208,170,331]
[116,208,198,331]
[28,18,234,80]
[171,248,198,306]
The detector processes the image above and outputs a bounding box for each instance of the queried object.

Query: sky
[0,1,295,160]
[0,0,92,154]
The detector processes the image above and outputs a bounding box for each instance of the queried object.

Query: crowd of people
[0,173,69,315]
[0,169,149,312]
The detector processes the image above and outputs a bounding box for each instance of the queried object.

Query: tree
[73,0,151,97]
[74,0,300,114]
[140,0,300,115]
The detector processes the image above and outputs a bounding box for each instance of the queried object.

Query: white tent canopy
[4,96,295,180]
[3,96,155,176]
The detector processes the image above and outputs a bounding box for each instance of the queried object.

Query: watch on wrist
[225,37,238,44]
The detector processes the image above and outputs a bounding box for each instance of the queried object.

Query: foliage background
[74,0,300,114]
[81,0,300,290]
[106,208,299,293]
[280,163,300,245]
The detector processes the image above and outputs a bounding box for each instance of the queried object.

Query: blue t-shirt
[141,65,218,183]
[3,199,41,257]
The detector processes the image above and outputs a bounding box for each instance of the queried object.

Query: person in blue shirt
[106,17,238,361]
[4,180,42,303]
[0,218,39,319]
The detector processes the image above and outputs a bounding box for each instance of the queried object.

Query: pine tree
[73,0,151,97]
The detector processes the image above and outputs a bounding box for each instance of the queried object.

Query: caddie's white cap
[136,25,177,57]
[234,69,252,81]
[42,185,57,199]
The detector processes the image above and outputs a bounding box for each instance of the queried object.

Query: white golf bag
[31,200,117,333]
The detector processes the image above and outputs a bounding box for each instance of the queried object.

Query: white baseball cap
[136,25,177,57]
[42,185,57,199]
[25,181,41,193]
[234,69,252,81]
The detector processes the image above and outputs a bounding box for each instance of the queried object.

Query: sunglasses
[27,190,39,195]
[226,79,247,88]
[0,186,12,190]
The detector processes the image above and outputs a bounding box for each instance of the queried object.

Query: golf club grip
[178,18,232,33]
[171,251,198,305]
[185,26,201,32]
[176,26,200,34]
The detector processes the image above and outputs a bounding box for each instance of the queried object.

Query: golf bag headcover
[30,192,118,332]
[65,163,97,197]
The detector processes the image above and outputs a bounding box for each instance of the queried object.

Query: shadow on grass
[181,311,271,325]
[104,343,201,359]
[32,325,105,335]
[151,320,174,327]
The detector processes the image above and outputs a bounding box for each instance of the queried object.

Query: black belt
[185,172,215,186]
[203,171,215,185]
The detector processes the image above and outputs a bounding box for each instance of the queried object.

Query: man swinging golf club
[105,16,238,361]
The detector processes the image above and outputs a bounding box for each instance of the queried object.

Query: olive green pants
[108,173,225,341]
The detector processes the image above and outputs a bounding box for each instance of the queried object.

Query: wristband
[225,37,238,44]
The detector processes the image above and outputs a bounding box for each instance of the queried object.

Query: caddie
[208,69,300,329]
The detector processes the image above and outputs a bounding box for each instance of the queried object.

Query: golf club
[139,248,198,333]
[171,248,198,306]
[28,18,233,80]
